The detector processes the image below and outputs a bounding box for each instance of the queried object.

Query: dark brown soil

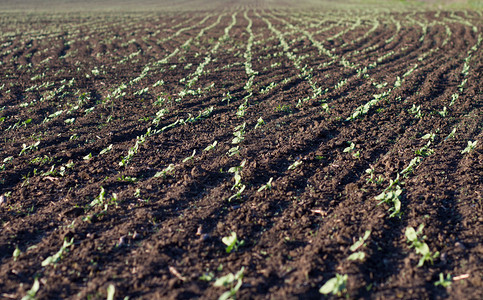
[0,1,481,299]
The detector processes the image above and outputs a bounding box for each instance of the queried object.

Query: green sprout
[222,232,245,253]
[434,273,452,288]
[41,238,74,267]
[257,177,273,192]
[154,164,175,178]
[375,174,403,217]
[182,150,196,163]
[107,284,116,300]
[204,141,218,151]
[319,273,348,296]
[405,225,439,267]
[347,230,371,261]
[21,278,40,300]
[254,117,265,129]
[214,267,245,300]
[13,246,21,261]
[287,160,302,170]
[461,140,477,154]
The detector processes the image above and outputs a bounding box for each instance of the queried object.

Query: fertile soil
[0,1,481,299]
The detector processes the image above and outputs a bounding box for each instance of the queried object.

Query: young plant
[254,117,265,129]
[154,164,175,178]
[228,160,246,190]
[400,157,422,177]
[408,104,422,118]
[99,144,113,155]
[257,177,273,192]
[13,246,21,261]
[444,128,456,141]
[182,150,196,163]
[347,230,371,261]
[222,232,245,253]
[119,135,146,167]
[41,237,74,266]
[204,141,218,151]
[287,160,302,170]
[434,273,452,287]
[461,140,477,154]
[405,224,439,267]
[19,141,40,156]
[21,278,40,300]
[232,123,246,144]
[365,165,378,183]
[319,273,348,296]
[228,184,246,202]
[227,146,240,157]
[343,141,355,153]
[107,284,116,300]
[89,187,106,208]
[438,106,448,117]
[214,267,245,300]
[415,142,434,157]
[374,174,402,218]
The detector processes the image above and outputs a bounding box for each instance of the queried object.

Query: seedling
[119,135,146,166]
[405,224,439,267]
[228,160,246,174]
[89,187,106,208]
[375,174,403,218]
[19,141,40,156]
[257,177,273,192]
[319,273,348,296]
[21,278,40,300]
[222,232,245,253]
[153,80,164,87]
[41,237,74,266]
[222,92,233,104]
[434,273,452,287]
[117,175,137,183]
[199,271,215,282]
[347,252,365,261]
[347,230,371,261]
[415,141,434,157]
[438,106,448,117]
[461,140,477,154]
[343,142,355,153]
[13,246,21,261]
[214,267,245,300]
[236,100,248,118]
[182,150,196,163]
[408,104,422,118]
[444,128,456,141]
[204,141,218,151]
[232,123,246,144]
[154,164,175,178]
[228,185,246,202]
[287,160,302,170]
[99,144,113,155]
[195,106,214,121]
[152,108,168,126]
[400,157,422,177]
[228,160,246,189]
[107,284,115,300]
[227,146,240,157]
[421,132,435,142]
[350,230,371,252]
[449,93,458,106]
[365,167,375,183]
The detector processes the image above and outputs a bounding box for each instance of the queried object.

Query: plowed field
[0,1,482,299]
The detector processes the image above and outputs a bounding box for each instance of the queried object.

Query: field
[0,0,481,299]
